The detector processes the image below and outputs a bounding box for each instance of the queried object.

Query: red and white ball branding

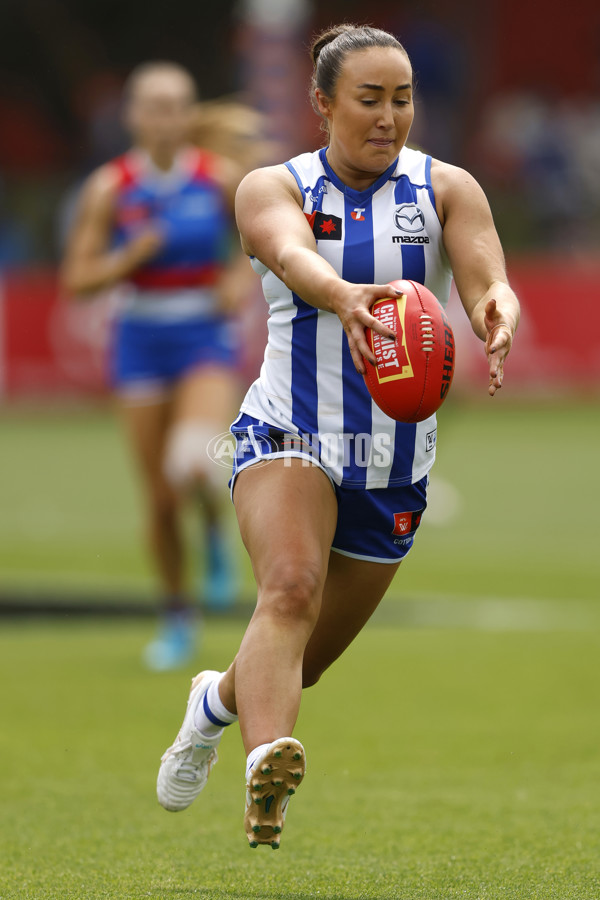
[363,279,455,423]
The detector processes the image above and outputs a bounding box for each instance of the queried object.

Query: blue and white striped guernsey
[240,146,453,490]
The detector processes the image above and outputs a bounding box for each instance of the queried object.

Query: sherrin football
[363,279,455,423]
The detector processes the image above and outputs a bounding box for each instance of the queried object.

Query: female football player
[188,96,275,177]
[157,25,520,846]
[62,63,251,669]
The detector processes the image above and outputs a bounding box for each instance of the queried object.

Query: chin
[364,149,397,170]
[151,139,184,155]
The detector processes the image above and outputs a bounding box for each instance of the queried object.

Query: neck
[144,145,181,172]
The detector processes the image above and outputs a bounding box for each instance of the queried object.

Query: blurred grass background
[1,396,597,611]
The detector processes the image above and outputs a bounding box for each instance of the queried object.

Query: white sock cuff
[206,675,238,726]
[245,742,272,783]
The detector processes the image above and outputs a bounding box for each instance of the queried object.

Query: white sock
[193,674,238,738]
[245,742,273,783]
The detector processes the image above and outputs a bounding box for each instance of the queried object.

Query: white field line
[0,575,597,631]
[0,570,152,591]
[372,594,600,632]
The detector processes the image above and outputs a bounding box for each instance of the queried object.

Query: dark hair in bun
[310,24,409,127]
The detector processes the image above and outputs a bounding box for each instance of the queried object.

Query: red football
[363,279,455,423]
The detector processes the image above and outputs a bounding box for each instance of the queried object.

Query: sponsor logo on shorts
[426,430,437,452]
[392,509,424,536]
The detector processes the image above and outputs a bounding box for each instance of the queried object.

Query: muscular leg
[224,459,337,754]
[302,552,401,687]
[117,395,185,599]
[219,552,400,716]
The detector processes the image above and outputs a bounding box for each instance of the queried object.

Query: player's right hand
[330,281,400,375]
[124,228,164,269]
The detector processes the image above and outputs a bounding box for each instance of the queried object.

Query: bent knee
[164,421,225,493]
[301,665,323,689]
[257,564,323,624]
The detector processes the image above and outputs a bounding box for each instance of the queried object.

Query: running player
[187,98,276,385]
[188,97,275,176]
[157,25,520,846]
[61,62,248,670]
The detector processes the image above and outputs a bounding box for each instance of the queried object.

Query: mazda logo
[394,204,425,233]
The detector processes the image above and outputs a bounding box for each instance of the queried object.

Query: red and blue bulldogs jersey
[107,147,239,388]
[109,147,229,292]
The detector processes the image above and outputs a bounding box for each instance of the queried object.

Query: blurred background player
[188,96,274,176]
[188,96,275,383]
[61,62,258,670]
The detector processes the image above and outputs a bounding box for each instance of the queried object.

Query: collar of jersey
[319,147,398,203]
[130,147,195,194]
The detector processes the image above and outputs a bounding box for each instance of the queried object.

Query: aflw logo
[392,203,429,244]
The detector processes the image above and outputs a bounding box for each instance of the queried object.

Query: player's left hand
[484,298,514,396]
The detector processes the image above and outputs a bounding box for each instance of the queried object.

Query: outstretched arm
[433,161,520,396]
[235,165,400,374]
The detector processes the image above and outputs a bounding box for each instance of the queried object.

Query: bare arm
[60,165,163,296]
[432,160,520,395]
[235,165,399,373]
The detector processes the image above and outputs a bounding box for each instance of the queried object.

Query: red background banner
[1,261,599,400]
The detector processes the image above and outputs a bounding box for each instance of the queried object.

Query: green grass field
[1,398,599,898]
[0,397,598,602]
[1,619,600,899]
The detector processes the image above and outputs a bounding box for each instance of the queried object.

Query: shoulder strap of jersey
[186,146,221,182]
[105,151,138,190]
[398,146,430,184]
[285,150,329,206]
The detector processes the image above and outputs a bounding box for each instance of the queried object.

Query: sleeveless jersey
[241,146,453,490]
[108,147,230,319]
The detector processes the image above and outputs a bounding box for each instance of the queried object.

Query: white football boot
[244,737,306,849]
[157,670,223,812]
